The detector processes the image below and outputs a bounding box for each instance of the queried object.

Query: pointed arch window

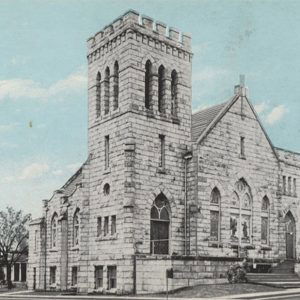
[73,209,80,246]
[261,196,270,244]
[96,72,101,117]
[230,179,252,244]
[150,193,170,254]
[104,67,110,115]
[113,61,119,110]
[51,213,58,248]
[171,70,178,116]
[210,187,221,241]
[158,65,166,113]
[145,60,152,109]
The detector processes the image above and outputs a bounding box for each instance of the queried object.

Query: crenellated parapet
[87,9,192,64]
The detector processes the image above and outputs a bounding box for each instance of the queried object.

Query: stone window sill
[94,287,104,293]
[259,245,272,251]
[230,243,255,250]
[208,241,223,248]
[103,167,111,175]
[49,248,58,253]
[95,234,118,242]
[171,116,180,124]
[71,246,79,251]
[239,154,246,160]
[49,284,57,289]
[70,285,78,289]
[282,192,297,198]
[157,167,166,174]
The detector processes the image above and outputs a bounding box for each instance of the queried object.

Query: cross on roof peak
[239,74,245,87]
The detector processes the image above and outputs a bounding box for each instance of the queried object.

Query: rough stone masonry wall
[276,148,300,258]
[85,10,192,294]
[121,14,192,257]
[28,220,44,290]
[85,11,143,295]
[195,96,281,258]
[136,256,241,293]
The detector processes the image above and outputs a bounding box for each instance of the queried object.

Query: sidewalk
[0,288,300,300]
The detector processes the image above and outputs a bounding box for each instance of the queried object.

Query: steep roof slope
[191,92,279,160]
[191,98,234,143]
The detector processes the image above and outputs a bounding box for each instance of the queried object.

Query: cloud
[193,67,228,84]
[66,163,82,173]
[266,105,288,125]
[192,103,213,113]
[52,169,63,176]
[9,55,29,66]
[19,163,49,180]
[0,141,18,148]
[254,102,268,114]
[2,176,15,184]
[0,67,87,101]
[0,123,18,133]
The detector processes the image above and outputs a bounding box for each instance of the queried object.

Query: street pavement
[1,289,300,300]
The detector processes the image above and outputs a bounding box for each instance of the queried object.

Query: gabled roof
[60,168,83,196]
[192,101,230,142]
[191,92,279,161]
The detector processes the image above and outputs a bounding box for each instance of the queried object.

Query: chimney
[234,74,249,97]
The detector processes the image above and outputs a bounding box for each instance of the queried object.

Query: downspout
[183,152,193,256]
[43,200,48,291]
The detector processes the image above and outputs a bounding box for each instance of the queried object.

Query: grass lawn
[155,283,283,298]
[0,286,26,294]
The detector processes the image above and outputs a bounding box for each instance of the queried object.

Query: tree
[0,207,31,289]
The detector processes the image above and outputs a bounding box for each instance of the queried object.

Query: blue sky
[0,0,299,217]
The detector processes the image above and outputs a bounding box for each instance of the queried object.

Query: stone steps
[247,273,300,289]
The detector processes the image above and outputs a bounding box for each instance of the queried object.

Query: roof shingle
[191,101,229,142]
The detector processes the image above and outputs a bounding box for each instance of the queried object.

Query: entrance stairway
[247,260,300,289]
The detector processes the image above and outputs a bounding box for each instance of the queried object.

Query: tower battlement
[87,9,192,62]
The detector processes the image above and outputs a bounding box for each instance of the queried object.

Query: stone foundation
[136,255,242,294]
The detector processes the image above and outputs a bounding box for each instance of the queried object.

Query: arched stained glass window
[104,67,110,115]
[150,193,170,254]
[51,213,58,248]
[158,65,166,113]
[171,70,178,116]
[73,209,80,246]
[113,61,119,110]
[145,60,152,109]
[96,72,101,117]
[210,187,221,242]
[261,196,270,244]
[230,179,252,244]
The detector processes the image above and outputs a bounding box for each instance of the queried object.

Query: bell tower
[84,10,193,293]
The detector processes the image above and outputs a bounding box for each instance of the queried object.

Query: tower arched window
[113,61,119,110]
[104,67,110,115]
[158,65,166,113]
[73,209,80,246]
[210,187,221,242]
[171,70,178,116]
[145,60,152,109]
[230,179,252,244]
[150,193,170,254]
[96,72,101,117]
[261,196,270,244]
[51,213,58,248]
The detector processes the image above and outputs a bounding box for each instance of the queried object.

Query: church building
[28,10,300,294]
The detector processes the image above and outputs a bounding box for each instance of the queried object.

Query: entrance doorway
[284,212,296,259]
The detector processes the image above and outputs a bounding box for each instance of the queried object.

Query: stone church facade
[28,10,300,294]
